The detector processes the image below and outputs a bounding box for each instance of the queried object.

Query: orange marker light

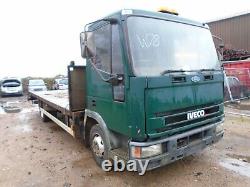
[132,146,141,158]
[158,7,178,15]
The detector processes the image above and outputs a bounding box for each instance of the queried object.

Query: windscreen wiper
[161,69,222,75]
[160,69,186,75]
[199,68,221,72]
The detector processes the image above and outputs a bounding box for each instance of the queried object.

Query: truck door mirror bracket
[103,18,118,24]
[106,75,123,85]
[89,61,122,84]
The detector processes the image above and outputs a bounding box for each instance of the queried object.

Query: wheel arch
[83,109,121,150]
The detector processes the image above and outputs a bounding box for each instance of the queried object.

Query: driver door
[86,23,128,135]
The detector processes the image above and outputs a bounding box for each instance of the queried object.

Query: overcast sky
[0,0,249,78]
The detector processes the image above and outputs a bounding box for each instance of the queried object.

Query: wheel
[40,110,50,122]
[89,124,109,167]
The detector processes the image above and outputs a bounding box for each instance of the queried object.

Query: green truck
[29,9,224,172]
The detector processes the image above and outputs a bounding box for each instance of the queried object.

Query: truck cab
[80,9,224,170]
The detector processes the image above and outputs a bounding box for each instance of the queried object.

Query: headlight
[216,123,224,133]
[131,144,162,159]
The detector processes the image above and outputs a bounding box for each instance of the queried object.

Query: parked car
[52,78,68,90]
[27,79,47,100]
[224,76,248,100]
[0,78,23,97]
[28,79,47,92]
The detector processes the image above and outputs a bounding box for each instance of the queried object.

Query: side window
[94,24,111,73]
[112,25,125,102]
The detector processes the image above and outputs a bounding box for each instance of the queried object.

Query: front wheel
[89,124,109,167]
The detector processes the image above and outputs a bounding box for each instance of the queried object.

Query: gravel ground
[0,96,250,187]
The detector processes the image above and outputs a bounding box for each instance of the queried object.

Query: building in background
[207,11,250,52]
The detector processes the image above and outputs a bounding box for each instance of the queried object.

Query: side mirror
[80,31,95,58]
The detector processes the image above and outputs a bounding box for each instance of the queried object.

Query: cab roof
[106,9,207,28]
[87,9,208,33]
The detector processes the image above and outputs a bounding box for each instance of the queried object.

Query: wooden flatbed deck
[29,90,70,114]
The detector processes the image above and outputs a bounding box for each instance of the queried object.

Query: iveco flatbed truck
[29,9,224,171]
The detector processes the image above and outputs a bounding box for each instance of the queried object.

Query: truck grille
[156,103,224,133]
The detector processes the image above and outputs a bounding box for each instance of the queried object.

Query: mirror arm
[89,59,117,82]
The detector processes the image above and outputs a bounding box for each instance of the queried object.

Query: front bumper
[129,121,224,171]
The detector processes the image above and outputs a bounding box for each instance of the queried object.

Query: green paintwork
[86,61,129,136]
[85,9,224,141]
[145,73,224,138]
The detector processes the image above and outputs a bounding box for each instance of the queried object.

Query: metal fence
[224,67,250,102]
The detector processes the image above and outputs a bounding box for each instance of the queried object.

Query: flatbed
[28,65,86,139]
[30,90,75,136]
[29,90,70,114]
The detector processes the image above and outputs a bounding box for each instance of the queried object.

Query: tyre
[89,124,109,167]
[40,110,50,122]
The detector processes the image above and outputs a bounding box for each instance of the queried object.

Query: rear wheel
[89,124,109,167]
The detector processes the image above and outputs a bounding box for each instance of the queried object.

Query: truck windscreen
[127,17,220,76]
